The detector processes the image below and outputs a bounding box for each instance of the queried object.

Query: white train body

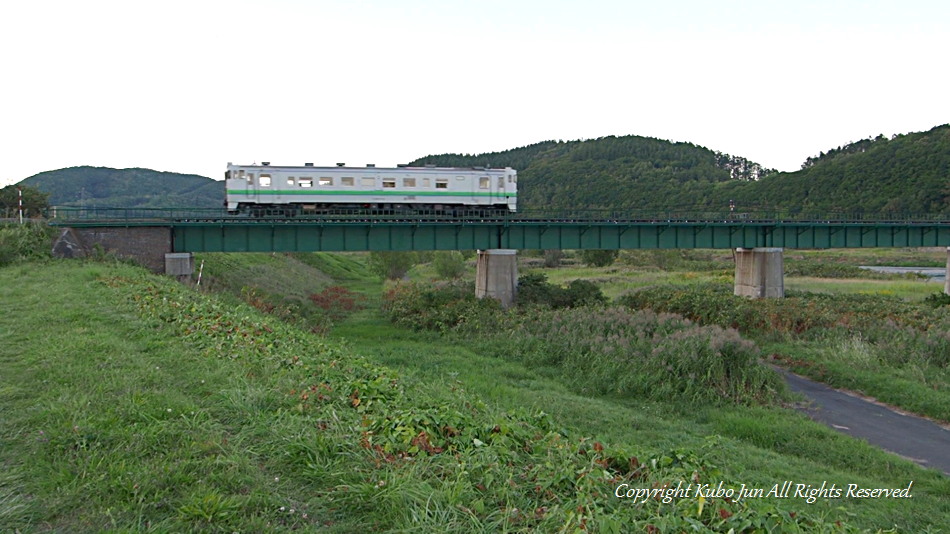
[225,163,517,214]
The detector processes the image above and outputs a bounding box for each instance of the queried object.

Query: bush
[542,249,564,268]
[578,249,619,267]
[431,251,466,279]
[368,251,418,280]
[516,272,607,308]
[383,282,502,333]
[0,222,54,267]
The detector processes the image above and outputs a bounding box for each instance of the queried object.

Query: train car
[225,162,517,215]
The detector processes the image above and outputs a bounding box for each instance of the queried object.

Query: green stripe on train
[227,189,517,198]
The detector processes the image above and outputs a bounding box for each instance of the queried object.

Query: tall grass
[384,283,782,405]
[0,221,54,266]
[621,282,950,421]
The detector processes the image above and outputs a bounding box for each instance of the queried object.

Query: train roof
[227,162,513,172]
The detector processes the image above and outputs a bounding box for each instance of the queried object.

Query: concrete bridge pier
[475,249,518,308]
[734,247,784,298]
[945,247,950,296]
[165,253,195,283]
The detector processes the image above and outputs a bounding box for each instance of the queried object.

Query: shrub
[368,251,418,280]
[0,222,54,266]
[578,249,619,267]
[516,272,607,308]
[542,249,564,268]
[431,251,466,279]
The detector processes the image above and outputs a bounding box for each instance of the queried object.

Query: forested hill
[22,166,222,208]
[715,124,950,214]
[411,125,950,215]
[410,136,775,213]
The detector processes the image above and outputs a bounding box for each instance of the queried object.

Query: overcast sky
[2,0,947,187]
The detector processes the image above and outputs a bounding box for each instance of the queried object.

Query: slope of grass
[3,260,899,532]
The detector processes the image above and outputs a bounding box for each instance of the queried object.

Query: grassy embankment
[1,234,947,531]
[208,249,949,530]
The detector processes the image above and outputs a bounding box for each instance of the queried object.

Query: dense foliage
[0,184,49,218]
[0,222,54,266]
[382,282,780,405]
[710,125,950,214]
[412,124,949,215]
[412,135,774,213]
[620,283,950,420]
[21,166,222,208]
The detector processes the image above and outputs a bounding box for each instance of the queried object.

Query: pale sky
[2,0,947,187]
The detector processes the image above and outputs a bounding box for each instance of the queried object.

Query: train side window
[435,179,448,189]
[422,178,431,188]
[259,174,271,187]
[403,178,416,187]
[497,177,504,189]
[382,179,396,188]
[341,177,354,186]
[479,177,489,189]
[361,177,375,187]
[287,177,295,186]
[319,177,333,186]
[246,173,254,184]
[299,178,313,188]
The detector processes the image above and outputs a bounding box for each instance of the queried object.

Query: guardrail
[42,206,950,225]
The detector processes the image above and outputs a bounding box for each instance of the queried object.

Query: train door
[478,175,490,206]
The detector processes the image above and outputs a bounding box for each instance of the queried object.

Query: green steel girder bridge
[50,208,950,252]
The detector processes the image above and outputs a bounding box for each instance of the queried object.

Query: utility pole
[18,186,23,224]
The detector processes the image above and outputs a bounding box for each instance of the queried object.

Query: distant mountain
[411,125,950,215]
[21,166,223,209]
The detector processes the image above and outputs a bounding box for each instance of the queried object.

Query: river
[859,266,946,283]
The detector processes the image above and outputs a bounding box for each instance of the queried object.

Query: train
[225,162,518,215]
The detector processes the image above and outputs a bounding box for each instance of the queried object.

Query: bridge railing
[45,206,950,224]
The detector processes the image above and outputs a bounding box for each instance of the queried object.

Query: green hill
[713,125,950,214]
[412,125,950,215]
[16,123,950,215]
[21,166,223,209]
[411,136,775,213]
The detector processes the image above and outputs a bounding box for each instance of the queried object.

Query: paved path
[776,368,950,476]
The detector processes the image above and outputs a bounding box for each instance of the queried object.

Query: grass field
[1,250,948,532]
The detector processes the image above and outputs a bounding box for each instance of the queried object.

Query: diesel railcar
[225,163,517,215]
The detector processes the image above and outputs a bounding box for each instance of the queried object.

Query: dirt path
[776,368,950,476]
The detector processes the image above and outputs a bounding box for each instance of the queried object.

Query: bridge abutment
[734,247,784,298]
[52,226,173,272]
[475,249,518,308]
